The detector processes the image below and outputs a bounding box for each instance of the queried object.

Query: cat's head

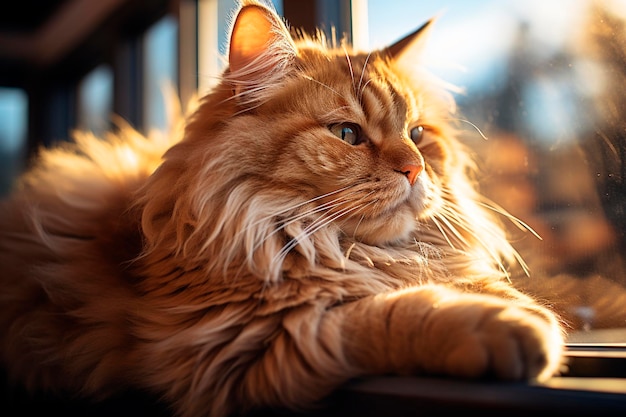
[142,0,514,281]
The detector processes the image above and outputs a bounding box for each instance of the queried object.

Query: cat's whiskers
[248,188,365,253]
[319,105,353,120]
[445,117,489,140]
[440,186,537,276]
[275,189,375,251]
[597,129,620,160]
[436,202,521,278]
[357,75,385,102]
[230,184,370,278]
[350,212,368,241]
[331,193,378,234]
[477,199,542,240]
[435,207,471,247]
[302,75,348,102]
[357,51,373,97]
[430,214,458,250]
[475,199,535,276]
[439,203,493,248]
[227,186,358,272]
[271,203,359,271]
[343,47,357,94]
[270,191,378,273]
[236,184,360,237]
[442,211,509,276]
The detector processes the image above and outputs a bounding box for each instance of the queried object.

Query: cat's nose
[400,164,423,186]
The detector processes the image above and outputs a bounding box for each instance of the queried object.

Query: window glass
[0,88,27,196]
[364,0,626,339]
[78,65,113,136]
[143,15,178,133]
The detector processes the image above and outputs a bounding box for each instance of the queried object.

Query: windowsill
[3,335,626,416]
[567,327,626,345]
[325,334,626,417]
[329,372,626,417]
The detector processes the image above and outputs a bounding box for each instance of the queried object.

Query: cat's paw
[418,292,564,381]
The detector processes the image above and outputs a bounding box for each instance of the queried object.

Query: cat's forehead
[298,47,385,80]
[294,47,417,131]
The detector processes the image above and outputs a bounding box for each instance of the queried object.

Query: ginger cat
[0,1,564,416]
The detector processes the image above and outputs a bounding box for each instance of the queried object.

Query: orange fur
[0,1,565,416]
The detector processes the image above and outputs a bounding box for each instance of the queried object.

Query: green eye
[410,125,424,144]
[330,123,363,145]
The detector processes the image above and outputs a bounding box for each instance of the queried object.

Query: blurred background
[0,0,624,337]
[366,0,626,335]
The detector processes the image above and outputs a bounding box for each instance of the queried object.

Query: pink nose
[400,164,423,186]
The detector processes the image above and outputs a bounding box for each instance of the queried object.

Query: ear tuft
[227,2,297,98]
[384,18,435,68]
[230,4,278,73]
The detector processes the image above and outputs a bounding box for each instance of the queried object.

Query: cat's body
[0,2,564,417]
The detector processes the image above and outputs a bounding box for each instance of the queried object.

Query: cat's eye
[329,123,363,146]
[410,125,425,144]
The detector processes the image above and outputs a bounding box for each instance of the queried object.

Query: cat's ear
[384,19,434,69]
[228,2,297,97]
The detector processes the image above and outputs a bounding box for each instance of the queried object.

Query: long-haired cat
[0,1,564,416]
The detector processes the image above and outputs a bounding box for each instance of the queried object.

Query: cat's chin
[340,204,419,246]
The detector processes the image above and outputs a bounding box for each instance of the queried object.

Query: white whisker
[477,200,542,240]
[344,241,357,262]
[445,117,489,140]
[439,206,511,277]
[430,214,457,250]
[358,75,384,101]
[351,213,368,240]
[343,47,356,93]
[240,184,356,234]
[302,75,346,101]
[271,192,377,270]
[436,209,470,246]
[320,105,353,120]
[357,51,373,97]
[228,185,363,278]
[271,204,355,268]
[249,188,365,253]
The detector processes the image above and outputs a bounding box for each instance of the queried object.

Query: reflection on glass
[366,0,626,336]
[143,15,178,133]
[0,88,28,196]
[78,65,113,136]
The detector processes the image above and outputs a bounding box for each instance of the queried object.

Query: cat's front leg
[336,284,565,381]
[158,284,563,417]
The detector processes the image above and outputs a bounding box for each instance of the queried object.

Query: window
[341,0,626,413]
[0,88,27,196]
[143,15,179,134]
[362,0,626,342]
[78,65,114,136]
[197,0,234,93]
